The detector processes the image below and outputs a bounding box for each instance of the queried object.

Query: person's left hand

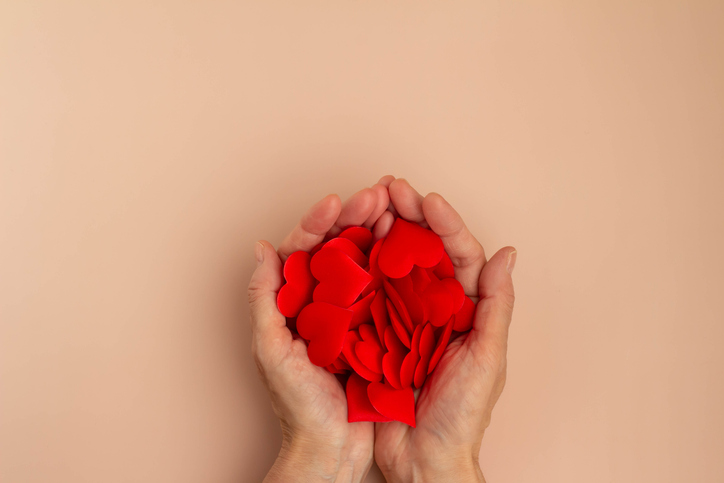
[248,182,392,483]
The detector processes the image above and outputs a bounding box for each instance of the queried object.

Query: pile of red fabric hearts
[277,218,476,427]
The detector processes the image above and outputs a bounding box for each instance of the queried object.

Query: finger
[277,194,341,261]
[372,210,395,241]
[363,183,391,229]
[377,175,398,216]
[467,247,516,369]
[377,175,395,187]
[328,188,377,236]
[388,179,427,225]
[422,192,487,296]
[248,241,289,346]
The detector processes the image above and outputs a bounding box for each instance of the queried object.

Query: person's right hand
[372,179,517,483]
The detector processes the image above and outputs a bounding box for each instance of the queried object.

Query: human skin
[248,176,516,482]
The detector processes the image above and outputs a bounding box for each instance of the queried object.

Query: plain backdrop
[1,2,723,482]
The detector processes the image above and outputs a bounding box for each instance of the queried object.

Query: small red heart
[309,241,325,256]
[355,324,384,374]
[427,315,455,374]
[400,324,423,388]
[377,218,445,278]
[342,330,383,382]
[346,373,391,422]
[414,323,436,388]
[410,265,432,293]
[382,325,408,389]
[331,357,351,372]
[422,279,454,327]
[322,237,369,267]
[390,275,427,327]
[441,277,465,313]
[383,280,413,333]
[297,302,353,367]
[277,251,316,318]
[349,290,376,329]
[453,296,476,332]
[387,299,411,349]
[367,382,416,427]
[338,226,373,253]
[434,251,455,278]
[370,289,390,346]
[361,239,385,297]
[311,247,373,308]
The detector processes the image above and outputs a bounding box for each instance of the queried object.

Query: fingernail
[506,250,517,275]
[255,241,265,266]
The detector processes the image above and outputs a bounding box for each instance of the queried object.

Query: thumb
[468,247,517,367]
[248,240,287,340]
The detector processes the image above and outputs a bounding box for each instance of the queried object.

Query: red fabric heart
[349,290,376,329]
[339,226,374,253]
[441,277,465,313]
[276,219,479,426]
[370,289,390,346]
[346,373,391,422]
[387,299,411,349]
[400,324,423,388]
[354,324,385,374]
[453,296,476,332]
[382,325,408,389]
[383,280,413,333]
[277,251,316,318]
[434,251,455,279]
[414,323,436,388]
[342,330,383,382]
[297,302,353,367]
[377,218,445,278]
[427,315,455,374]
[390,275,427,326]
[367,382,416,427]
[422,279,454,327]
[323,237,369,267]
[311,247,373,308]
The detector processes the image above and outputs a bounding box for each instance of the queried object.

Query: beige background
[2,1,723,482]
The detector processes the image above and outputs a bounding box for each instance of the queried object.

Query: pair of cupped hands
[248,176,517,483]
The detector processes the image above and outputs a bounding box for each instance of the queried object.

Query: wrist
[265,431,372,483]
[380,449,484,483]
[411,457,484,483]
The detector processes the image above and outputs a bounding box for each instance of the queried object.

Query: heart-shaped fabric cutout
[370,289,390,346]
[400,324,423,388]
[434,251,455,279]
[347,373,391,422]
[277,251,316,317]
[377,218,444,278]
[427,315,455,374]
[355,324,385,374]
[422,279,454,327]
[342,330,383,382]
[367,382,416,427]
[414,323,436,388]
[390,275,427,326]
[453,296,476,332]
[383,280,413,333]
[441,277,465,313]
[387,299,411,349]
[297,302,353,367]
[349,290,376,329]
[339,226,374,253]
[382,325,408,389]
[323,237,369,267]
[311,247,373,307]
